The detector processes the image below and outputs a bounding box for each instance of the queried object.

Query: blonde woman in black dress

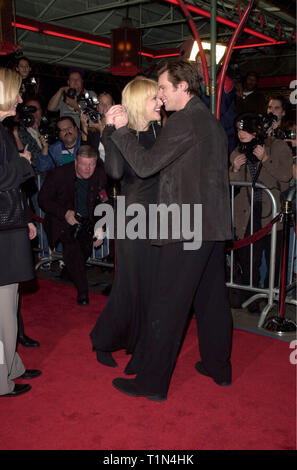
[90,78,162,374]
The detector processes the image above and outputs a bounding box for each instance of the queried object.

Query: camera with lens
[281,129,296,140]
[63,87,77,102]
[258,112,278,134]
[78,92,102,124]
[71,212,95,240]
[39,118,59,146]
[19,105,37,128]
[21,76,37,96]
[270,128,297,140]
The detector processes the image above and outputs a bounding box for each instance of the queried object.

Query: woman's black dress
[90,124,161,372]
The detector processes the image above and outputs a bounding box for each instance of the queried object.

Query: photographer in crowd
[266,95,288,138]
[229,113,292,308]
[13,96,48,171]
[15,57,39,98]
[80,91,115,162]
[36,117,81,172]
[38,145,107,306]
[47,68,96,128]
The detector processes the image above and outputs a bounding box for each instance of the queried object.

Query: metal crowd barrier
[228,180,296,331]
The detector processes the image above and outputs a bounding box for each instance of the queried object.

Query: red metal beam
[12,15,287,60]
[164,0,282,44]
[233,41,286,49]
[13,16,157,57]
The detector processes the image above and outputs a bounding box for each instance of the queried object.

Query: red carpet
[1,279,296,450]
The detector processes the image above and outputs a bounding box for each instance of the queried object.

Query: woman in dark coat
[0,67,41,397]
[90,78,162,374]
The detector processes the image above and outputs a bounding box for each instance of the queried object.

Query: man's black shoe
[18,334,40,348]
[112,377,167,402]
[77,294,89,306]
[195,361,231,387]
[18,369,42,379]
[0,383,31,397]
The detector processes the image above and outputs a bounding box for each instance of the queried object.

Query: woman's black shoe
[95,350,118,367]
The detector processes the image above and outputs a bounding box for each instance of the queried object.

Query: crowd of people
[0,54,295,400]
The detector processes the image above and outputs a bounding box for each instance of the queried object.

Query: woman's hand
[267,120,278,137]
[105,105,128,128]
[253,145,268,162]
[232,153,247,172]
[27,223,37,240]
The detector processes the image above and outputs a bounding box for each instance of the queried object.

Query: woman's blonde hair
[122,78,159,131]
[0,67,22,112]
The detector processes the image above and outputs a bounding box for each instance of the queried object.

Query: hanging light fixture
[109,12,142,76]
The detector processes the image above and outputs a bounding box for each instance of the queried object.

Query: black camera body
[19,105,37,128]
[21,76,37,95]
[78,92,102,124]
[71,213,94,240]
[63,87,77,102]
[39,118,59,146]
[258,112,278,133]
[270,128,296,140]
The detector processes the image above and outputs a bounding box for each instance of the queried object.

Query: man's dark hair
[76,144,98,160]
[157,60,201,97]
[235,112,262,135]
[244,71,258,81]
[267,95,288,113]
[56,116,78,130]
[16,56,31,67]
[68,66,85,78]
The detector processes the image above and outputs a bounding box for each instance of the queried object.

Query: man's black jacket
[38,160,106,247]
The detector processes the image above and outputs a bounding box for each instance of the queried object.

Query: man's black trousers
[61,228,93,296]
[134,241,233,397]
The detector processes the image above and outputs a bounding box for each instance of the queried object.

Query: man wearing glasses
[36,117,81,172]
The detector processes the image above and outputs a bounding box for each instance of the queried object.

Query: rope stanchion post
[228,181,296,330]
[263,188,297,335]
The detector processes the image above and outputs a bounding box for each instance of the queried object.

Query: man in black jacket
[107,60,233,401]
[38,145,107,305]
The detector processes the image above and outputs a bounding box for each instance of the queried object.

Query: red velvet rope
[33,211,293,251]
[227,214,282,251]
[31,212,44,224]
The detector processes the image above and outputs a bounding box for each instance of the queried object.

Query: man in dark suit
[38,145,106,305]
[107,60,233,401]
[236,71,266,115]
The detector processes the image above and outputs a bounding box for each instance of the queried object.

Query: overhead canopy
[9,0,297,76]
